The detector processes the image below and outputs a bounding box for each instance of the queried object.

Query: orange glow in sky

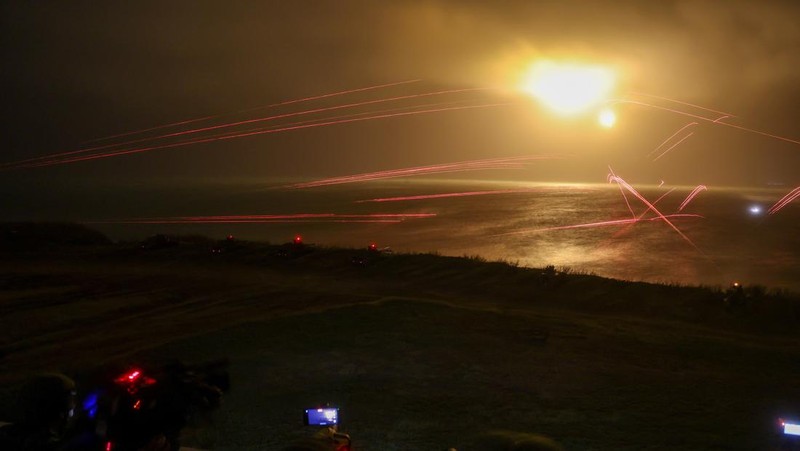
[520,61,616,116]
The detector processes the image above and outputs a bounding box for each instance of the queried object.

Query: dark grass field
[2,226,800,449]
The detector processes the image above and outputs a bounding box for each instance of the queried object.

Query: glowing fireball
[521,61,616,116]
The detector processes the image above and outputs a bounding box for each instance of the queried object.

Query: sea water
[7,177,800,292]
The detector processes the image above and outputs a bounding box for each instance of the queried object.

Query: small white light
[785,422,800,436]
[598,108,616,128]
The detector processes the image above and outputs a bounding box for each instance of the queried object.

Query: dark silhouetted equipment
[78,360,229,450]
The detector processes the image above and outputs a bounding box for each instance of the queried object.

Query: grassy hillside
[1,226,799,449]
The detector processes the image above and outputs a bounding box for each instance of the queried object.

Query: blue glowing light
[82,392,99,419]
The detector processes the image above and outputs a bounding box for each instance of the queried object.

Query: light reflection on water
[9,178,800,292]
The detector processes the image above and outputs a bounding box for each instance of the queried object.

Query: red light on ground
[368,243,377,250]
[226,234,234,241]
[105,442,113,451]
[115,369,142,384]
[294,235,303,244]
[114,368,157,394]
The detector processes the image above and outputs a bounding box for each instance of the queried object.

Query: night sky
[3,1,800,196]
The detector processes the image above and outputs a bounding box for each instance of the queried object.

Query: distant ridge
[0,222,112,250]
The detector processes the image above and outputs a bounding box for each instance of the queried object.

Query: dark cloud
[5,1,799,106]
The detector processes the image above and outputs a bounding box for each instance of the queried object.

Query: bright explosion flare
[521,61,616,115]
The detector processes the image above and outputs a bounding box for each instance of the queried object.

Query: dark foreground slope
[1,231,799,450]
